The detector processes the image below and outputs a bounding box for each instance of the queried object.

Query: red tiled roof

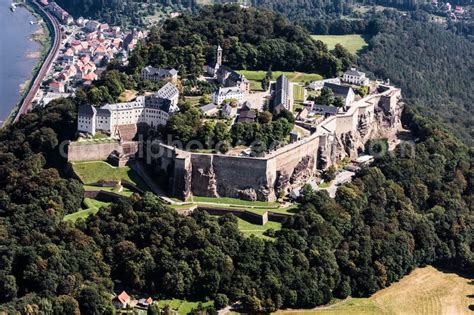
[117,291,130,304]
[82,72,97,81]
[49,81,63,88]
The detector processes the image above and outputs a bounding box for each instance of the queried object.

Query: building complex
[77,82,179,137]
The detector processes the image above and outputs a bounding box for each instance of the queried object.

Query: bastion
[154,86,403,201]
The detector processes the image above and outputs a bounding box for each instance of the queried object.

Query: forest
[0,2,472,314]
[358,13,474,145]
[126,5,351,79]
[0,95,472,313]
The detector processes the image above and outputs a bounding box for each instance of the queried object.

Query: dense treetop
[128,5,351,78]
[358,15,474,145]
[0,97,472,313]
[0,2,472,314]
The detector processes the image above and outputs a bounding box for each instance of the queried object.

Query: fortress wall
[318,116,337,135]
[190,154,216,197]
[159,86,403,201]
[271,133,319,176]
[67,142,124,161]
[212,155,272,200]
[336,112,358,135]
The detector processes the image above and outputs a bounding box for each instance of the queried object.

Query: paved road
[14,0,61,123]
[320,170,355,197]
[131,161,176,204]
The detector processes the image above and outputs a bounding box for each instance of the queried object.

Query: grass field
[244,204,299,216]
[293,84,305,102]
[238,70,323,83]
[118,89,137,102]
[64,198,110,222]
[237,218,282,239]
[237,70,323,91]
[275,266,474,315]
[311,34,369,54]
[71,161,150,191]
[192,196,279,208]
[156,299,213,315]
[83,184,135,197]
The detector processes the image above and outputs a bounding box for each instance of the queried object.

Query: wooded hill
[0,96,472,313]
[358,14,474,145]
[127,5,353,78]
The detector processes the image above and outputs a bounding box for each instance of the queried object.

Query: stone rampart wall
[68,142,122,161]
[74,86,402,201]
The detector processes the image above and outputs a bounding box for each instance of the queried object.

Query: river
[0,0,43,125]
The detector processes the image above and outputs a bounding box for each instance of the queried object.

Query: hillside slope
[277,266,473,315]
[359,18,474,145]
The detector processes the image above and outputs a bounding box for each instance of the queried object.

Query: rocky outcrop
[193,165,219,198]
[290,155,315,186]
[156,86,404,202]
[275,172,290,196]
[238,188,257,201]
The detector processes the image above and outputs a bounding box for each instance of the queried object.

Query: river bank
[0,1,52,127]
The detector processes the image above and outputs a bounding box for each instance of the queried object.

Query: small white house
[222,101,239,118]
[200,103,219,117]
[113,291,131,309]
[342,68,369,86]
[212,87,245,105]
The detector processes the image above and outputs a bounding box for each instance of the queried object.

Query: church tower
[217,45,223,66]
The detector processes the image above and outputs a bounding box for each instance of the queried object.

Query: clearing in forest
[311,34,369,54]
[275,266,473,315]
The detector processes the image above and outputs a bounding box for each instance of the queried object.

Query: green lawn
[237,70,323,83]
[237,218,282,239]
[250,80,264,91]
[72,138,118,145]
[293,84,305,102]
[237,70,323,91]
[71,161,150,191]
[192,196,279,208]
[318,181,331,188]
[156,299,213,315]
[311,34,369,54]
[245,204,299,216]
[185,95,202,106]
[64,198,110,222]
[83,184,135,197]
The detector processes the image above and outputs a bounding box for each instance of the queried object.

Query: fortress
[153,84,403,201]
[69,68,403,202]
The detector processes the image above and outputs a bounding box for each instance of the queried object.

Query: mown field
[293,84,305,105]
[275,266,473,315]
[311,34,368,54]
[64,198,110,222]
[237,70,323,91]
[237,218,282,239]
[71,160,149,190]
[156,299,213,315]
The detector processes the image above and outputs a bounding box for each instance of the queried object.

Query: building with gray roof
[273,75,293,112]
[140,65,179,83]
[77,83,180,137]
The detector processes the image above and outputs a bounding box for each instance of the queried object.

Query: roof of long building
[78,104,96,116]
[156,82,179,100]
[274,75,290,106]
[323,82,353,98]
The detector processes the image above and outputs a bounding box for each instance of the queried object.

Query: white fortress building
[140,66,178,83]
[78,82,179,137]
[342,68,369,86]
[212,87,245,105]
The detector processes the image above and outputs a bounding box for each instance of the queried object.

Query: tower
[217,45,223,66]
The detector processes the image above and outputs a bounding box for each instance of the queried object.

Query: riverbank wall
[4,0,54,126]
